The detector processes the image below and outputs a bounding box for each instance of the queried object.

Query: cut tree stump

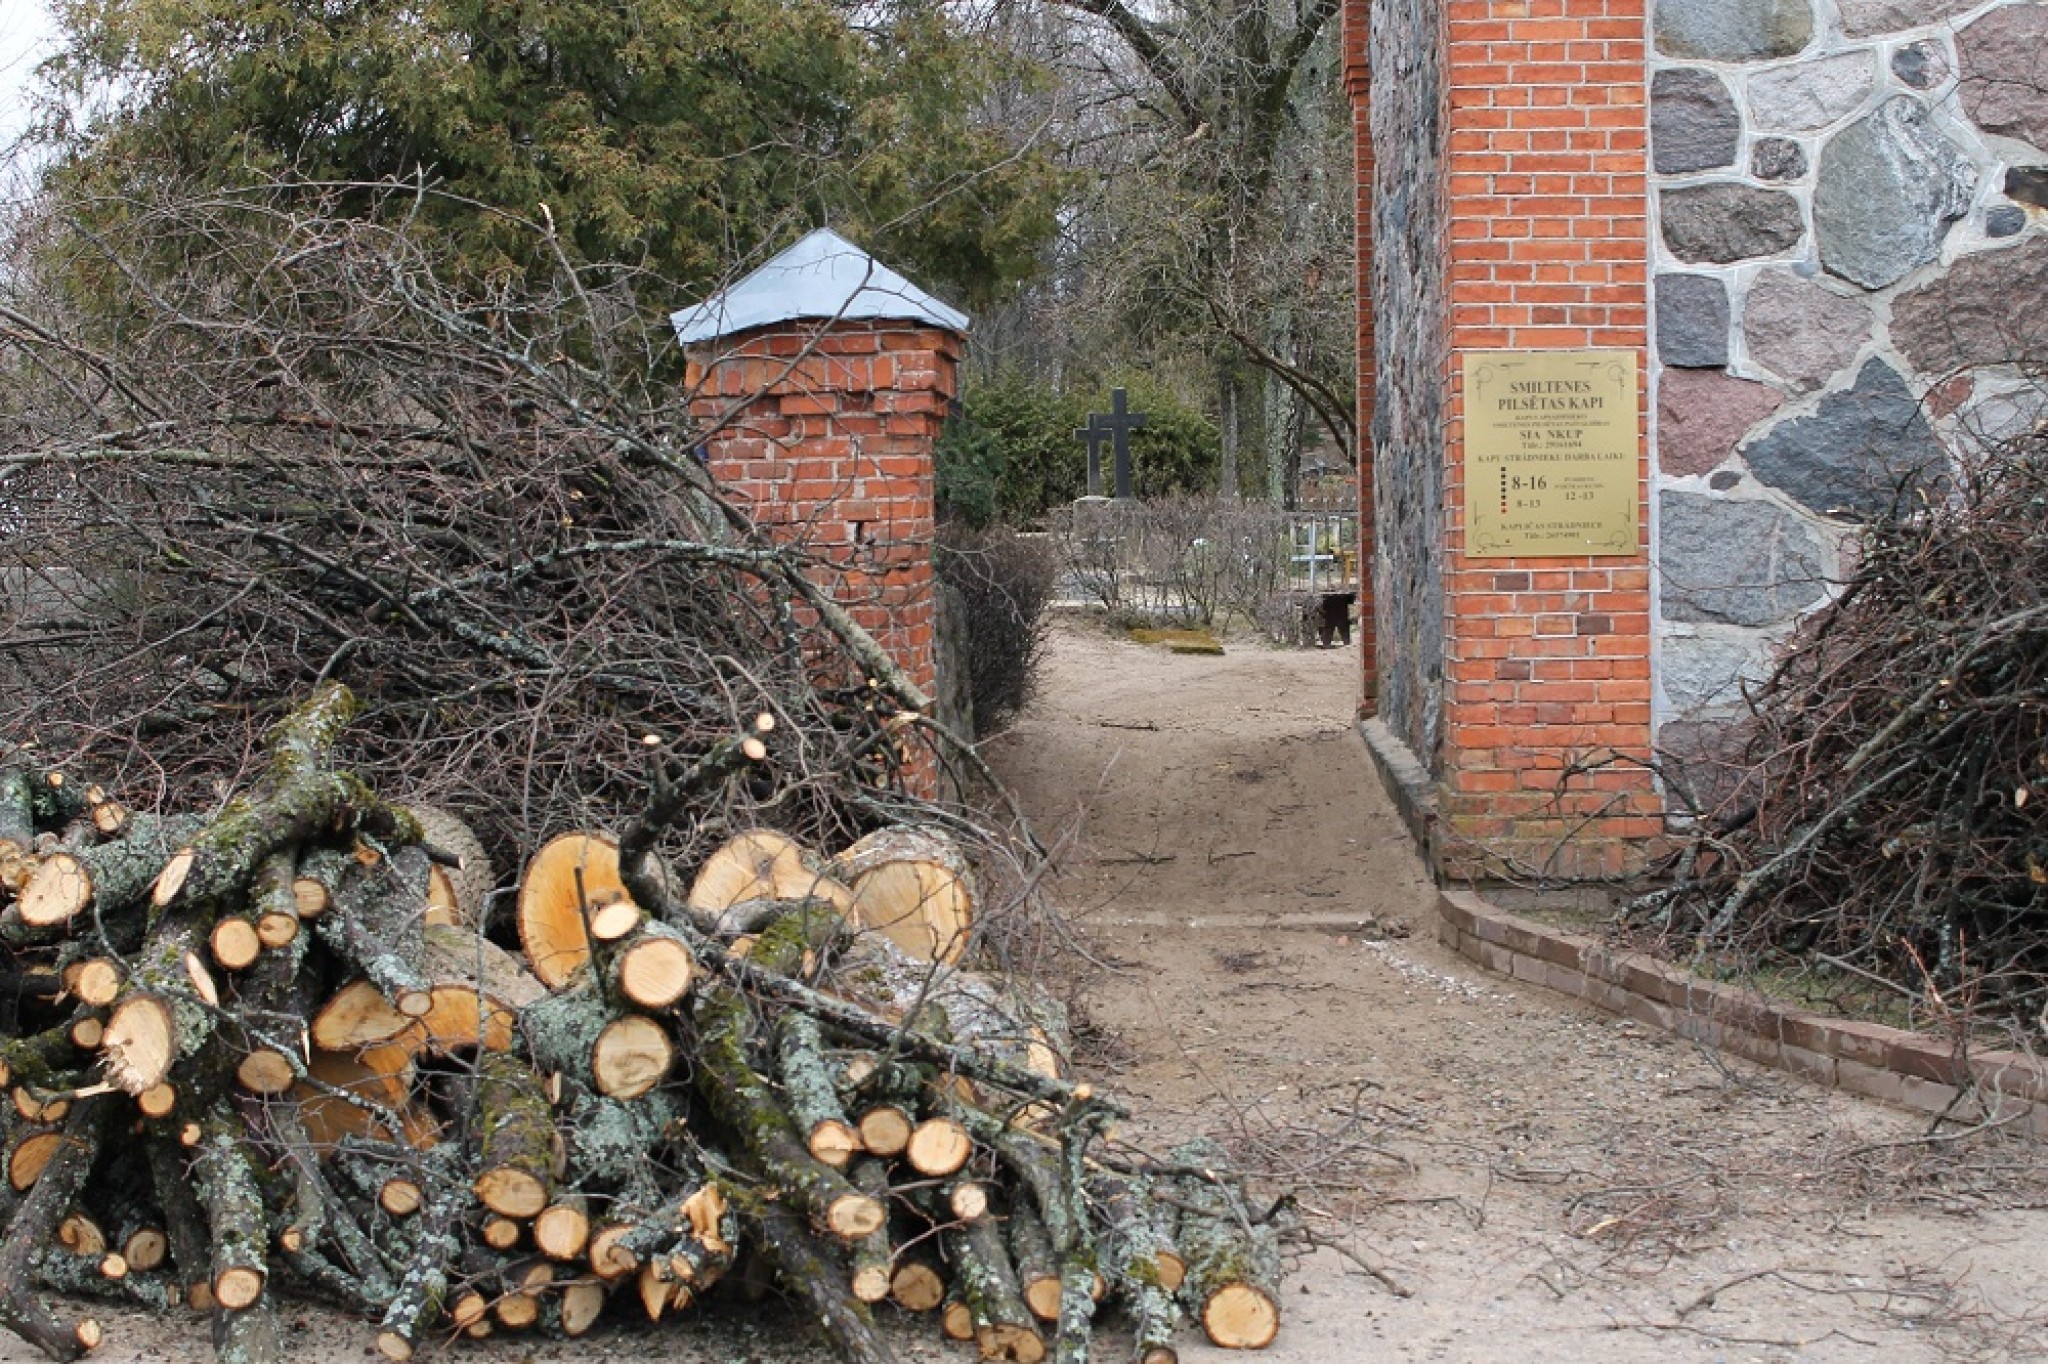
[688,831,853,925]
[517,833,636,989]
[833,827,975,964]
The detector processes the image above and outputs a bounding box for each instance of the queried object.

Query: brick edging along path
[1438,890,2048,1136]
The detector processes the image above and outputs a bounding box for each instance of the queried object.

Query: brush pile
[0,687,1281,1364]
[1643,433,2048,1022]
[0,179,965,894]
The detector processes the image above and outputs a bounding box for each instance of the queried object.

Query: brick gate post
[673,230,966,799]
[1437,0,1661,877]
[1351,0,1665,878]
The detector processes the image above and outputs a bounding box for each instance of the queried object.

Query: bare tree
[0,178,977,876]
[977,0,1355,501]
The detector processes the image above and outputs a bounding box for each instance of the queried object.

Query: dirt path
[984,618,2048,1363]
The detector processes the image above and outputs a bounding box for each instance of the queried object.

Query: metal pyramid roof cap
[669,228,970,345]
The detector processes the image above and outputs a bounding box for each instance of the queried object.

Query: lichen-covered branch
[0,1099,112,1361]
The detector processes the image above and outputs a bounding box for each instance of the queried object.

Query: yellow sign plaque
[1462,350,1640,559]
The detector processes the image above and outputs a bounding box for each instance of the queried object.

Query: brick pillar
[1343,0,1378,712]
[686,323,958,797]
[1437,0,1661,877]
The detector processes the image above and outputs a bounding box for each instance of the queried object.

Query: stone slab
[1781,1043,1837,1086]
[1959,5,2048,151]
[1972,1051,2048,1105]
[1662,184,1806,264]
[1542,961,1589,999]
[1359,718,1437,866]
[1814,95,1976,290]
[1659,492,1828,627]
[1654,68,1741,173]
[1751,136,1809,181]
[1743,269,1873,393]
[1893,237,2048,377]
[1887,1034,1965,1085]
[1437,890,1483,937]
[1740,359,1946,519]
[1531,929,1590,972]
[1749,50,1875,132]
[1656,273,1731,368]
[1838,0,1975,38]
[1654,0,1814,61]
[1890,39,1949,92]
[1660,631,1768,713]
[1657,368,1784,476]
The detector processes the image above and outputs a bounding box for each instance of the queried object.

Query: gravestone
[1081,388,1148,500]
[1074,419,1111,497]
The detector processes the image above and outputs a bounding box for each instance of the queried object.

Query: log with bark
[0,700,1289,1364]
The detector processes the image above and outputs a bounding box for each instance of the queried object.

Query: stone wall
[1359,0,1449,765]
[1342,0,2046,874]
[1649,0,2048,786]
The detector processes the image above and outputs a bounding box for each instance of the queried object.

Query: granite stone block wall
[1649,0,2048,781]
[1360,0,1449,768]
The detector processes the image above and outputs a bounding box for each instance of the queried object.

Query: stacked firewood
[0,687,1281,1364]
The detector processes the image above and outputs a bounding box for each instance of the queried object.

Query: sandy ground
[18,616,2046,1363]
[983,618,2048,1364]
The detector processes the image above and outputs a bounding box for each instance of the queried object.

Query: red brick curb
[1438,890,2047,1135]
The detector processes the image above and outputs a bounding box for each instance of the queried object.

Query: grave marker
[1074,418,1112,497]
[1085,387,1147,500]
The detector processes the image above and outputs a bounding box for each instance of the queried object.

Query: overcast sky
[0,1,58,155]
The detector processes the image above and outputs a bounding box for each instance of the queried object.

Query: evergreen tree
[40,0,1065,301]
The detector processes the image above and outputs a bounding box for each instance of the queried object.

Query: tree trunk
[748,1195,894,1364]
[469,1054,554,1220]
[372,1155,465,1362]
[1168,1149,1280,1351]
[1217,354,1240,500]
[945,1213,1045,1364]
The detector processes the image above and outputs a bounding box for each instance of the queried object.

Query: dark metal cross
[1092,387,1147,500]
[1074,418,1112,498]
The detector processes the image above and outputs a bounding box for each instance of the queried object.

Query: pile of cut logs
[0,687,1281,1364]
